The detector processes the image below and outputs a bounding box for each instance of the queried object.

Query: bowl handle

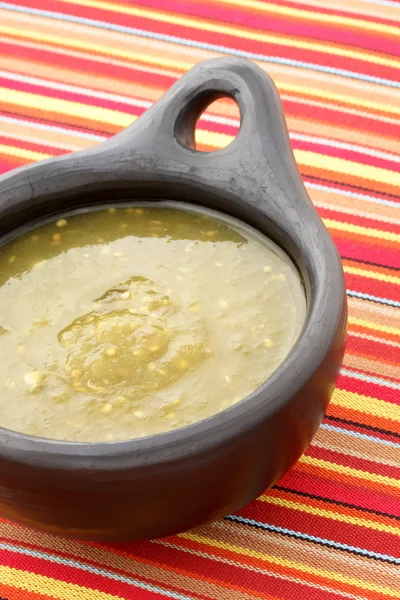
[0,57,322,248]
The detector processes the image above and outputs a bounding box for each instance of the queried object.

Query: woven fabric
[0,0,400,598]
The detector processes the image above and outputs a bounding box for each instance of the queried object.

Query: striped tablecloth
[1,1,400,599]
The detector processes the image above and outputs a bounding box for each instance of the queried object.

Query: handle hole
[196,97,240,152]
[175,93,241,153]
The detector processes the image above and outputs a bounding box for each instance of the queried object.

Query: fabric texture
[0,0,400,598]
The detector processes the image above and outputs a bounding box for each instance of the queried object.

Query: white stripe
[0,69,152,109]
[359,0,400,8]
[0,542,196,600]
[2,71,399,165]
[348,330,400,348]
[154,540,370,600]
[227,515,400,564]
[347,289,400,307]
[315,200,400,226]
[2,44,398,132]
[0,114,105,142]
[321,423,400,450]
[281,94,400,126]
[4,27,398,133]
[291,132,400,163]
[0,130,78,152]
[0,69,241,126]
[305,181,400,208]
[295,0,400,19]
[1,2,400,89]
[341,368,400,390]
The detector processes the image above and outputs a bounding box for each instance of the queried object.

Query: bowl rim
[0,197,346,471]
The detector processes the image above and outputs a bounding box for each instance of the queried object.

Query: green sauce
[0,204,306,442]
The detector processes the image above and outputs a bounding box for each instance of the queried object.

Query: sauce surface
[0,204,306,442]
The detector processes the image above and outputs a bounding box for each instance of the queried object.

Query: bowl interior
[0,198,312,445]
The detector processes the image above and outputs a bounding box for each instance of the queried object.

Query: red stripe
[0,75,239,138]
[123,0,400,31]
[0,76,144,119]
[0,40,176,94]
[256,0,400,28]
[280,466,400,519]
[0,158,22,174]
[343,258,400,276]
[344,271,400,302]
[339,373,400,406]
[296,450,400,498]
[152,536,358,599]
[0,110,109,139]
[166,529,396,599]
[307,444,400,480]
[30,0,400,57]
[335,230,400,250]
[293,137,400,172]
[283,98,400,141]
[337,238,400,270]
[117,540,340,600]
[0,550,166,599]
[4,37,400,148]
[0,134,64,156]
[346,334,400,362]
[325,416,400,446]
[306,178,400,204]
[240,495,400,553]
[319,206,400,235]
[329,401,400,435]
[15,0,400,82]
[0,535,217,600]
[344,363,400,385]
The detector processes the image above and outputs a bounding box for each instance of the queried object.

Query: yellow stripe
[0,565,124,600]
[3,113,400,214]
[332,388,400,421]
[0,143,51,162]
[0,86,134,128]
[0,23,189,72]
[197,131,400,189]
[300,454,400,490]
[181,532,399,597]
[195,129,233,149]
[314,201,400,228]
[212,0,400,38]
[348,316,400,337]
[298,151,400,188]
[344,265,400,285]
[204,76,400,117]
[2,92,400,207]
[258,495,400,536]
[5,124,398,204]
[3,20,400,118]
[262,81,400,117]
[3,92,400,199]
[325,218,400,243]
[0,87,228,150]
[53,0,400,71]
[197,132,400,192]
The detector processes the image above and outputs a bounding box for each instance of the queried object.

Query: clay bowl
[0,57,347,541]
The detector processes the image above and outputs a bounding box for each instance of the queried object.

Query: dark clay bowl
[0,58,347,541]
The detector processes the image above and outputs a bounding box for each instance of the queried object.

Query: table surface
[0,1,399,599]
